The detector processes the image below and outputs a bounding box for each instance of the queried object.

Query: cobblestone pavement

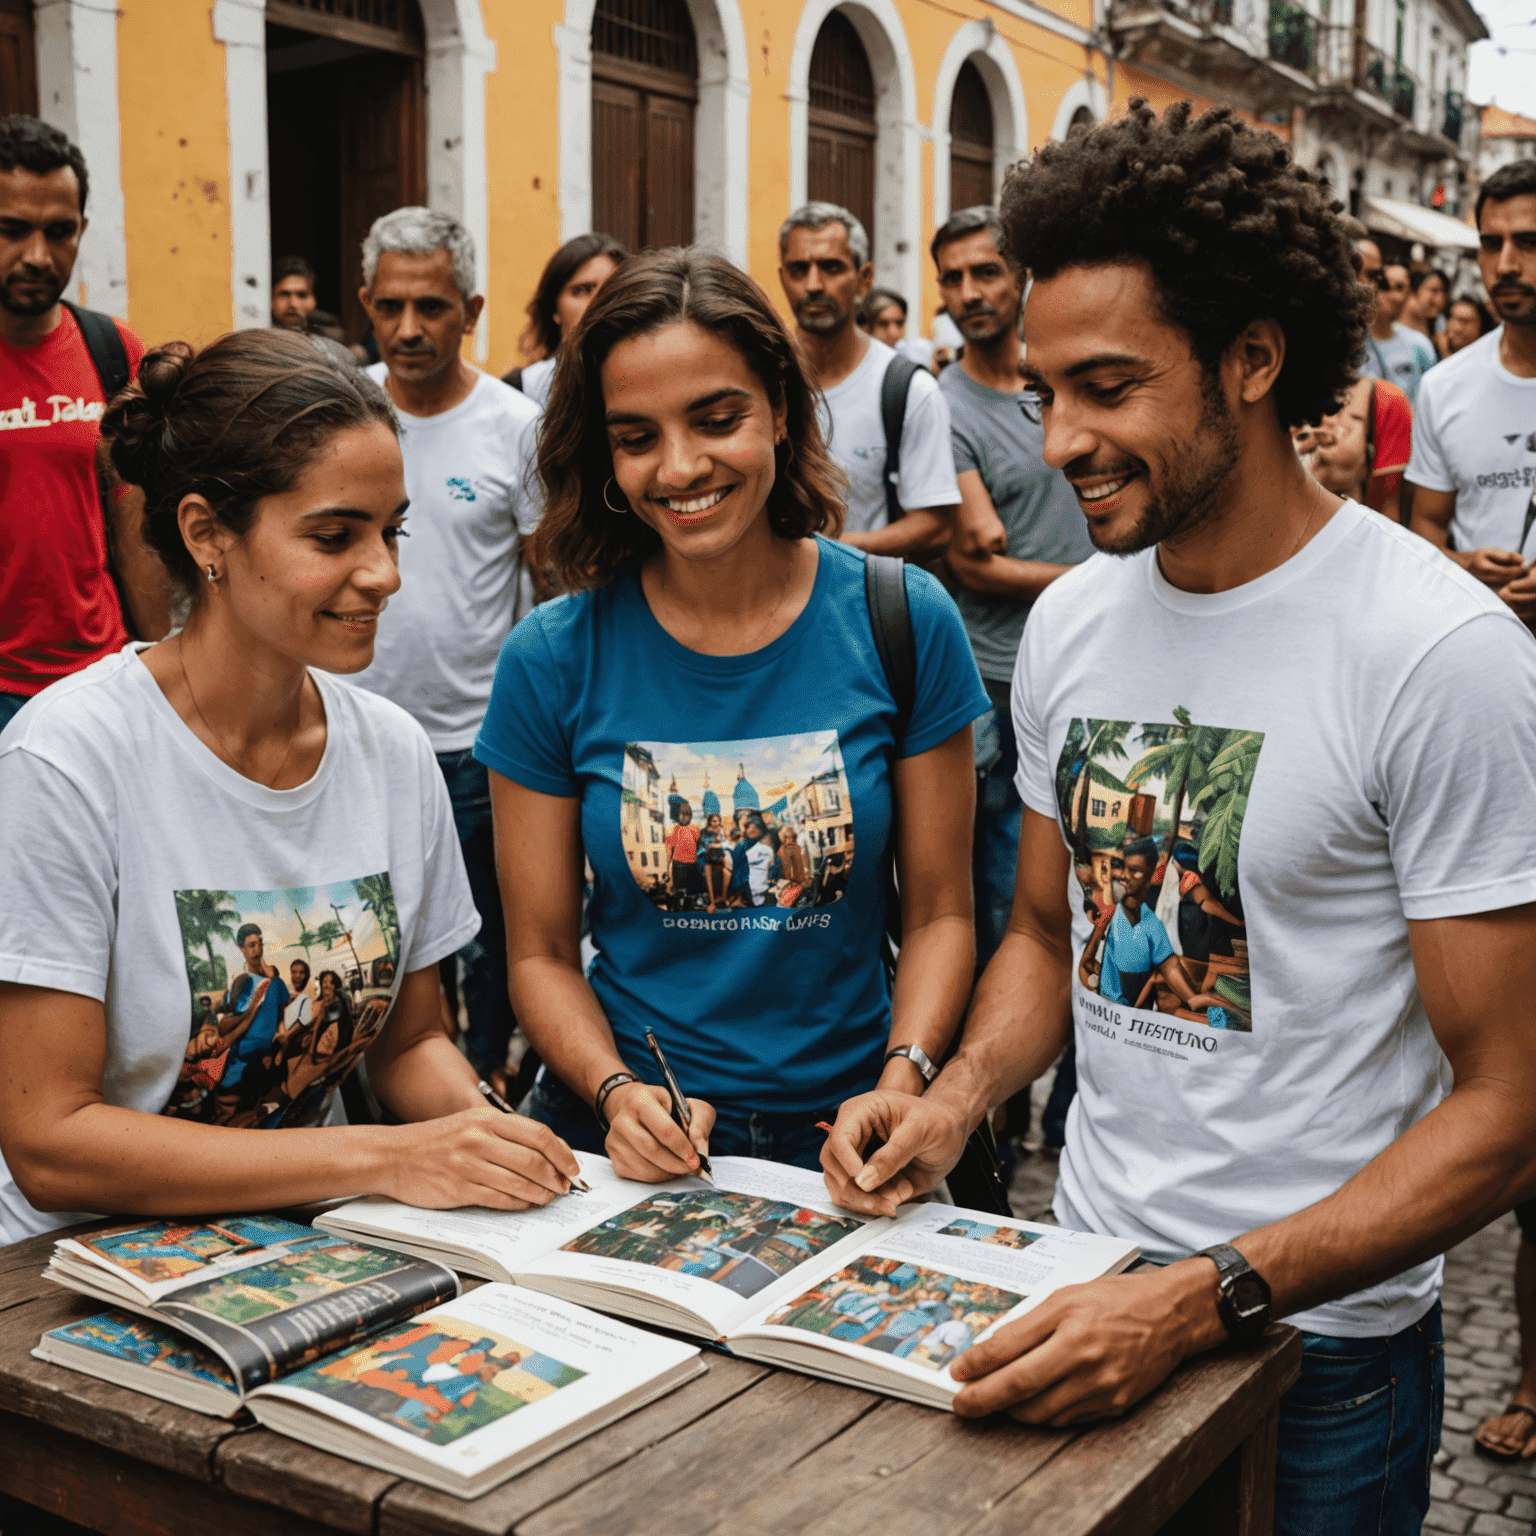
[1004,1067,1536,1535]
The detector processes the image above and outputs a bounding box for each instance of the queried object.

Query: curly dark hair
[999,99,1370,427]
[531,248,846,591]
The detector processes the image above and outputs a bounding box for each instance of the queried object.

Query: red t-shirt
[0,308,145,696]
[666,824,700,863]
[1365,378,1412,514]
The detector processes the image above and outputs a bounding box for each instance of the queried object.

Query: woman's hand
[379,1108,582,1210]
[603,1082,715,1182]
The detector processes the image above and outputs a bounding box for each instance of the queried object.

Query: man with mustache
[1408,160,1536,632]
[0,115,166,731]
[778,203,959,558]
[353,207,543,1095]
[822,101,1536,1536]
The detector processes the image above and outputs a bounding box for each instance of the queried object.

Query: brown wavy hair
[530,248,845,591]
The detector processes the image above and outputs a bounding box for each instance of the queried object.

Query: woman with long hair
[1402,268,1450,357]
[506,233,628,408]
[0,329,580,1243]
[476,249,988,1180]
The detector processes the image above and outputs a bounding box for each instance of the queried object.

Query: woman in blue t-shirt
[476,249,989,1179]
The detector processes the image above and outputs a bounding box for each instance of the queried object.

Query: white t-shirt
[0,649,480,1244]
[1012,502,1536,1337]
[1407,326,1536,557]
[352,367,543,752]
[819,337,960,534]
[519,355,556,410]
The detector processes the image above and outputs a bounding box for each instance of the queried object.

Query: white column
[211,0,269,330]
[33,0,129,318]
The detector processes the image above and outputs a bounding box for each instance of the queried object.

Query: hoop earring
[603,478,629,515]
[205,564,218,584]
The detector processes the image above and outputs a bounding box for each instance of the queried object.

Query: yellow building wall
[116,0,234,349]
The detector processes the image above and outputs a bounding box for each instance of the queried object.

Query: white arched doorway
[553,0,750,265]
[215,0,495,355]
[788,0,920,306]
[931,19,1027,225]
[1049,76,1108,144]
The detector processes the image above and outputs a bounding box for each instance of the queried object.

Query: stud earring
[603,478,629,514]
[205,564,218,584]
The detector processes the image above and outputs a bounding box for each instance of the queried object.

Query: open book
[316,1155,1139,1410]
[38,1287,702,1499]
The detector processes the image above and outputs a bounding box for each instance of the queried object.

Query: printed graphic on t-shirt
[167,874,402,1128]
[1054,710,1263,1032]
[621,732,852,922]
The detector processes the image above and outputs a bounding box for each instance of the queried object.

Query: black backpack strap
[502,366,525,392]
[61,299,130,401]
[879,353,922,525]
[864,552,916,743]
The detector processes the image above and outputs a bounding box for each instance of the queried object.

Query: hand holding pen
[598,1037,717,1184]
[644,1030,715,1185]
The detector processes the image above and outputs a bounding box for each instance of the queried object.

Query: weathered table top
[0,1221,1300,1536]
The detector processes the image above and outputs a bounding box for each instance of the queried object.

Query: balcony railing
[1443,90,1464,143]
[1267,0,1317,75]
[1357,41,1416,119]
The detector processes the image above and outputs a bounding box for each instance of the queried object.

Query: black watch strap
[1197,1243,1273,1343]
[594,1072,640,1132]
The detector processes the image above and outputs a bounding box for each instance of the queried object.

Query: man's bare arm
[840,506,953,559]
[1408,480,1523,590]
[944,470,1076,602]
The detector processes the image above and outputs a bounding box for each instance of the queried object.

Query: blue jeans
[0,691,27,734]
[973,684,1021,975]
[437,749,516,1079]
[1274,1301,1443,1536]
[523,1069,837,1173]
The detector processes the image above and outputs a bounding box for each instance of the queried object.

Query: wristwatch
[1197,1244,1272,1343]
[884,1044,938,1087]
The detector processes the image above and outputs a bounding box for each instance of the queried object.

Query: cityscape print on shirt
[168,875,402,1127]
[621,732,853,918]
[1053,711,1263,1031]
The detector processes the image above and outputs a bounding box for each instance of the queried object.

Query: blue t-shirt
[475,537,987,1113]
[1098,905,1173,1006]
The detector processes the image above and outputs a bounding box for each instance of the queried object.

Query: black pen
[476,1079,589,1193]
[642,1029,715,1184]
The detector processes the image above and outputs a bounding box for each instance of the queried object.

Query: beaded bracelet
[594,1071,641,1132]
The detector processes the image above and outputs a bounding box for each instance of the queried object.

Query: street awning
[1364,196,1481,252]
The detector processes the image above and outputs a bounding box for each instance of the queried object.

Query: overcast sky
[1470,0,1536,113]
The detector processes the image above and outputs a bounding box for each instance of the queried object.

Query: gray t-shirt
[940,363,1094,682]
[1360,323,1435,406]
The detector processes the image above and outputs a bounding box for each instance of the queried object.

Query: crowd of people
[3,96,1536,1536]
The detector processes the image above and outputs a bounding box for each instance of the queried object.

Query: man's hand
[603,1082,715,1182]
[1497,565,1536,621]
[820,1089,971,1215]
[949,1259,1226,1424]
[1461,546,1524,589]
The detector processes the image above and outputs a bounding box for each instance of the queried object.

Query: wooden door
[592,78,644,250]
[807,10,877,239]
[337,53,425,342]
[645,92,693,247]
[949,60,995,212]
[0,0,37,118]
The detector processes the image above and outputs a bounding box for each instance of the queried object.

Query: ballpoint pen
[642,1029,715,1184]
[476,1079,589,1193]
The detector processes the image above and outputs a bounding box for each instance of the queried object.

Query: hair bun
[102,340,194,492]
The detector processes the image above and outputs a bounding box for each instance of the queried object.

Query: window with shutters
[807,10,876,243]
[591,0,697,251]
[949,60,995,213]
[0,0,37,118]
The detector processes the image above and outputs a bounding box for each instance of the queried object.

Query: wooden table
[0,1222,1300,1536]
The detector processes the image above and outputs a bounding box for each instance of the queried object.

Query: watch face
[1229,1271,1269,1319]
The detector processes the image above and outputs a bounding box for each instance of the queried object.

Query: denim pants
[523,1069,839,1173]
[436,748,516,1079]
[973,682,1022,975]
[1274,1301,1444,1536]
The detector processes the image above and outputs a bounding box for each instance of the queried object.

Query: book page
[56,1215,320,1302]
[37,1310,237,1396]
[249,1283,701,1480]
[154,1234,460,1392]
[732,1206,1139,1400]
[313,1153,643,1280]
[516,1156,883,1337]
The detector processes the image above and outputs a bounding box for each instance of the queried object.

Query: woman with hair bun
[478,249,988,1181]
[0,328,579,1243]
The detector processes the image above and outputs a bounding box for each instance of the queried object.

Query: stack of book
[34,1155,1138,1498]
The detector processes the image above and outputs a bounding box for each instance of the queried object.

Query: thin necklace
[176,639,303,788]
[660,543,799,653]
[1286,478,1324,567]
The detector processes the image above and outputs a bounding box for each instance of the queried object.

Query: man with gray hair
[354,205,541,1093]
[778,202,958,557]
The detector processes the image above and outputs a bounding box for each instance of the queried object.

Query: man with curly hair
[822,100,1536,1534]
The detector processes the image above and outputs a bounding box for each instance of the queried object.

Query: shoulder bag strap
[61,299,131,401]
[863,551,916,742]
[879,354,923,526]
